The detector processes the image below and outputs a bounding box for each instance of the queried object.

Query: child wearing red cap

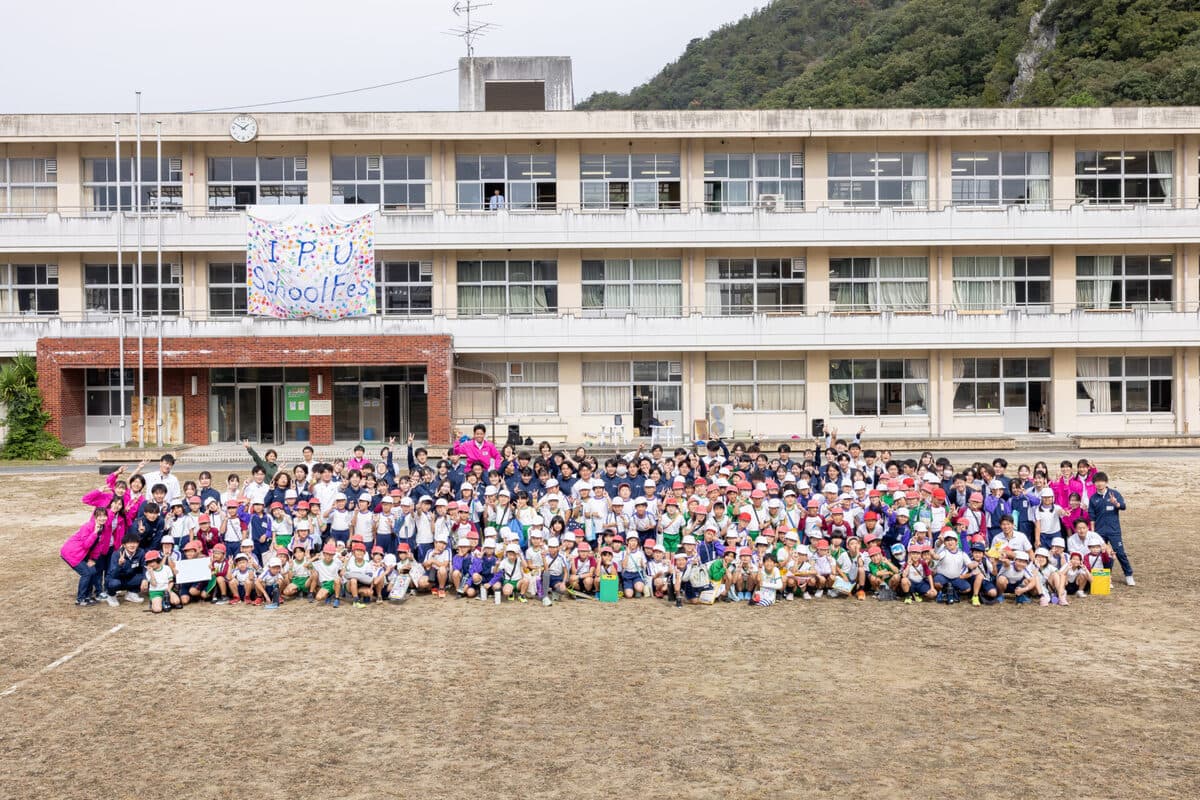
[141,550,176,614]
[312,542,344,607]
[569,542,596,596]
[344,539,376,608]
[900,544,936,603]
[206,543,231,604]
[283,544,313,601]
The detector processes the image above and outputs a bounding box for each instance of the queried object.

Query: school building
[4,58,1200,448]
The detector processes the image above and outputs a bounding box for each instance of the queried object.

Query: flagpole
[135,92,145,448]
[114,121,126,443]
[155,120,164,447]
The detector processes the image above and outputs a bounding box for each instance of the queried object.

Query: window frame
[1075,150,1173,205]
[83,157,183,212]
[951,150,1051,207]
[706,359,806,411]
[455,259,558,317]
[581,258,683,317]
[376,260,433,317]
[1075,254,1174,311]
[207,262,248,318]
[85,368,135,418]
[454,154,557,211]
[0,157,57,214]
[828,358,929,417]
[207,156,308,211]
[84,262,182,317]
[829,256,929,312]
[581,360,682,414]
[1076,355,1173,414]
[580,154,681,210]
[456,359,560,415]
[951,255,1051,311]
[0,263,59,316]
[827,151,928,208]
[703,152,804,211]
[332,155,431,211]
[704,257,806,315]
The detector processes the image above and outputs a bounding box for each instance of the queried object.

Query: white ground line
[0,623,126,698]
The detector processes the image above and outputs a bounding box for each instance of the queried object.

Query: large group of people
[60,424,1135,613]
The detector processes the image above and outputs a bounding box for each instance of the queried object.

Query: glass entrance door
[237,387,258,442]
[362,385,385,442]
[236,385,283,443]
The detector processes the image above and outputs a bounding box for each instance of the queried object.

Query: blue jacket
[108,547,146,583]
[134,510,165,551]
[1088,489,1126,536]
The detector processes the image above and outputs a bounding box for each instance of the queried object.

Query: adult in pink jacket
[61,508,109,606]
[453,424,501,472]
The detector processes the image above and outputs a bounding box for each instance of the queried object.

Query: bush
[0,354,69,460]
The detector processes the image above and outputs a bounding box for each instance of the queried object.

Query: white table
[599,424,625,445]
[649,424,678,447]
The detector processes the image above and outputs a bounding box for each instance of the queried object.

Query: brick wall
[36,335,453,447]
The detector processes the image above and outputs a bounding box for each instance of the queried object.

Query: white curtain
[1153,151,1173,202]
[1092,256,1115,310]
[1077,356,1112,413]
[1028,152,1051,206]
[908,359,928,412]
[878,257,928,310]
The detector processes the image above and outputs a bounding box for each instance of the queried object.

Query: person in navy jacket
[105,533,146,603]
[1088,472,1133,585]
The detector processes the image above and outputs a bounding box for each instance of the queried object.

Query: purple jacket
[61,518,102,567]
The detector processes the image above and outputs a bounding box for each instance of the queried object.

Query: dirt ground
[2,459,1198,799]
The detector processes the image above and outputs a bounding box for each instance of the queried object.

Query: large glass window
[828,152,927,207]
[1076,255,1173,310]
[829,358,928,416]
[455,154,556,211]
[0,157,56,213]
[952,256,1051,311]
[954,357,1052,412]
[951,151,1050,206]
[830,256,928,311]
[85,368,134,417]
[1076,355,1173,413]
[84,157,183,211]
[456,260,557,316]
[208,262,247,317]
[0,264,58,315]
[84,262,181,316]
[706,359,805,411]
[376,261,432,316]
[332,155,430,210]
[580,154,680,210]
[704,152,804,210]
[582,360,682,414]
[704,257,805,315]
[208,156,308,210]
[1075,150,1172,205]
[582,258,682,317]
[456,360,559,414]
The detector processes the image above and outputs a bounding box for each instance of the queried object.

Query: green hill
[578,0,1200,109]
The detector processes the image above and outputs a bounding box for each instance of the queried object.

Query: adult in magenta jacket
[60,508,109,606]
[453,424,501,472]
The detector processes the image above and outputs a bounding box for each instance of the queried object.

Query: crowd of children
[60,424,1135,612]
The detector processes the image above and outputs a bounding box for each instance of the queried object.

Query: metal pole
[115,121,126,443]
[155,121,163,447]
[135,92,145,448]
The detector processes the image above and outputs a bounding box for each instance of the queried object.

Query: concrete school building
[3,57,1200,448]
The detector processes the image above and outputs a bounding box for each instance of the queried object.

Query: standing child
[1088,472,1132,586]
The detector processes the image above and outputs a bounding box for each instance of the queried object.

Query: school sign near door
[285,385,310,422]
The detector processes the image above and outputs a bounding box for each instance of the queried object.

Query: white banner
[246,205,376,319]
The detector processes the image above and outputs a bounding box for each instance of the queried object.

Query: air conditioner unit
[758,193,784,211]
[708,404,733,439]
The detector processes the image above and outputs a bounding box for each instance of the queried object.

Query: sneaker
[542,595,553,607]
[1125,576,1136,586]
[479,588,488,602]
[675,598,683,608]
[1015,595,1031,605]
[517,595,528,603]
[229,598,241,606]
[782,592,792,601]
[1039,596,1051,606]
[904,596,913,604]
[855,590,866,600]
[252,598,263,606]
[331,598,341,608]
[971,596,981,606]
[125,592,143,603]
[750,592,761,605]
[802,591,813,600]
[914,595,924,603]
[813,590,824,598]
[214,597,228,605]
[264,602,279,610]
[493,591,501,605]
[1050,596,1060,605]
[947,595,958,605]
[353,600,366,608]
[106,595,120,608]
[936,592,946,604]
[98,591,110,600]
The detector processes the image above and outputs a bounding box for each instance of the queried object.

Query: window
[582,360,682,414]
[332,155,430,210]
[0,264,58,315]
[951,151,1050,206]
[828,152,927,207]
[0,158,56,213]
[455,155,556,211]
[1077,355,1173,413]
[954,357,1051,412]
[704,257,805,315]
[208,262,247,317]
[830,257,928,311]
[707,359,805,411]
[84,157,183,211]
[457,360,559,415]
[580,154,680,210]
[582,258,682,317]
[208,156,307,210]
[84,262,181,316]
[704,152,804,210]
[1076,255,1173,310]
[829,358,928,416]
[952,256,1051,311]
[456,260,557,316]
[1075,150,1172,205]
[376,261,432,316]
[85,369,134,418]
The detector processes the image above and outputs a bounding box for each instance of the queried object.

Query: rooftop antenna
[447,0,495,57]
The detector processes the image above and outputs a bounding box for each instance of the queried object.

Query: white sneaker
[479,588,487,602]
[813,590,824,598]
[493,590,502,605]
[802,591,813,600]
[1125,576,1136,586]
[98,591,110,600]
[105,595,120,608]
[125,592,144,603]
[542,595,553,607]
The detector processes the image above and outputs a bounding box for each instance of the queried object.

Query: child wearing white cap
[492,543,529,603]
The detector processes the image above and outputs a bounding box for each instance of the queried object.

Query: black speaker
[811,418,824,438]
[506,424,522,446]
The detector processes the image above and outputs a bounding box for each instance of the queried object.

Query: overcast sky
[7,0,763,113]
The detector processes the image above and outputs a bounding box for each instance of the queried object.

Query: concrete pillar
[1051,245,1076,314]
[1050,347,1076,434]
[806,350,831,427]
[55,142,81,211]
[557,249,582,312]
[558,352,583,439]
[306,141,331,204]
[807,247,830,313]
[681,138,703,210]
[686,351,706,440]
[934,350,954,437]
[439,141,455,213]
[804,138,828,211]
[185,252,207,318]
[928,137,943,209]
[57,253,83,318]
[186,143,207,213]
[556,139,580,210]
[1051,137,1075,208]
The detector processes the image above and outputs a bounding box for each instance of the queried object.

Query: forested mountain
[578,0,1200,109]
